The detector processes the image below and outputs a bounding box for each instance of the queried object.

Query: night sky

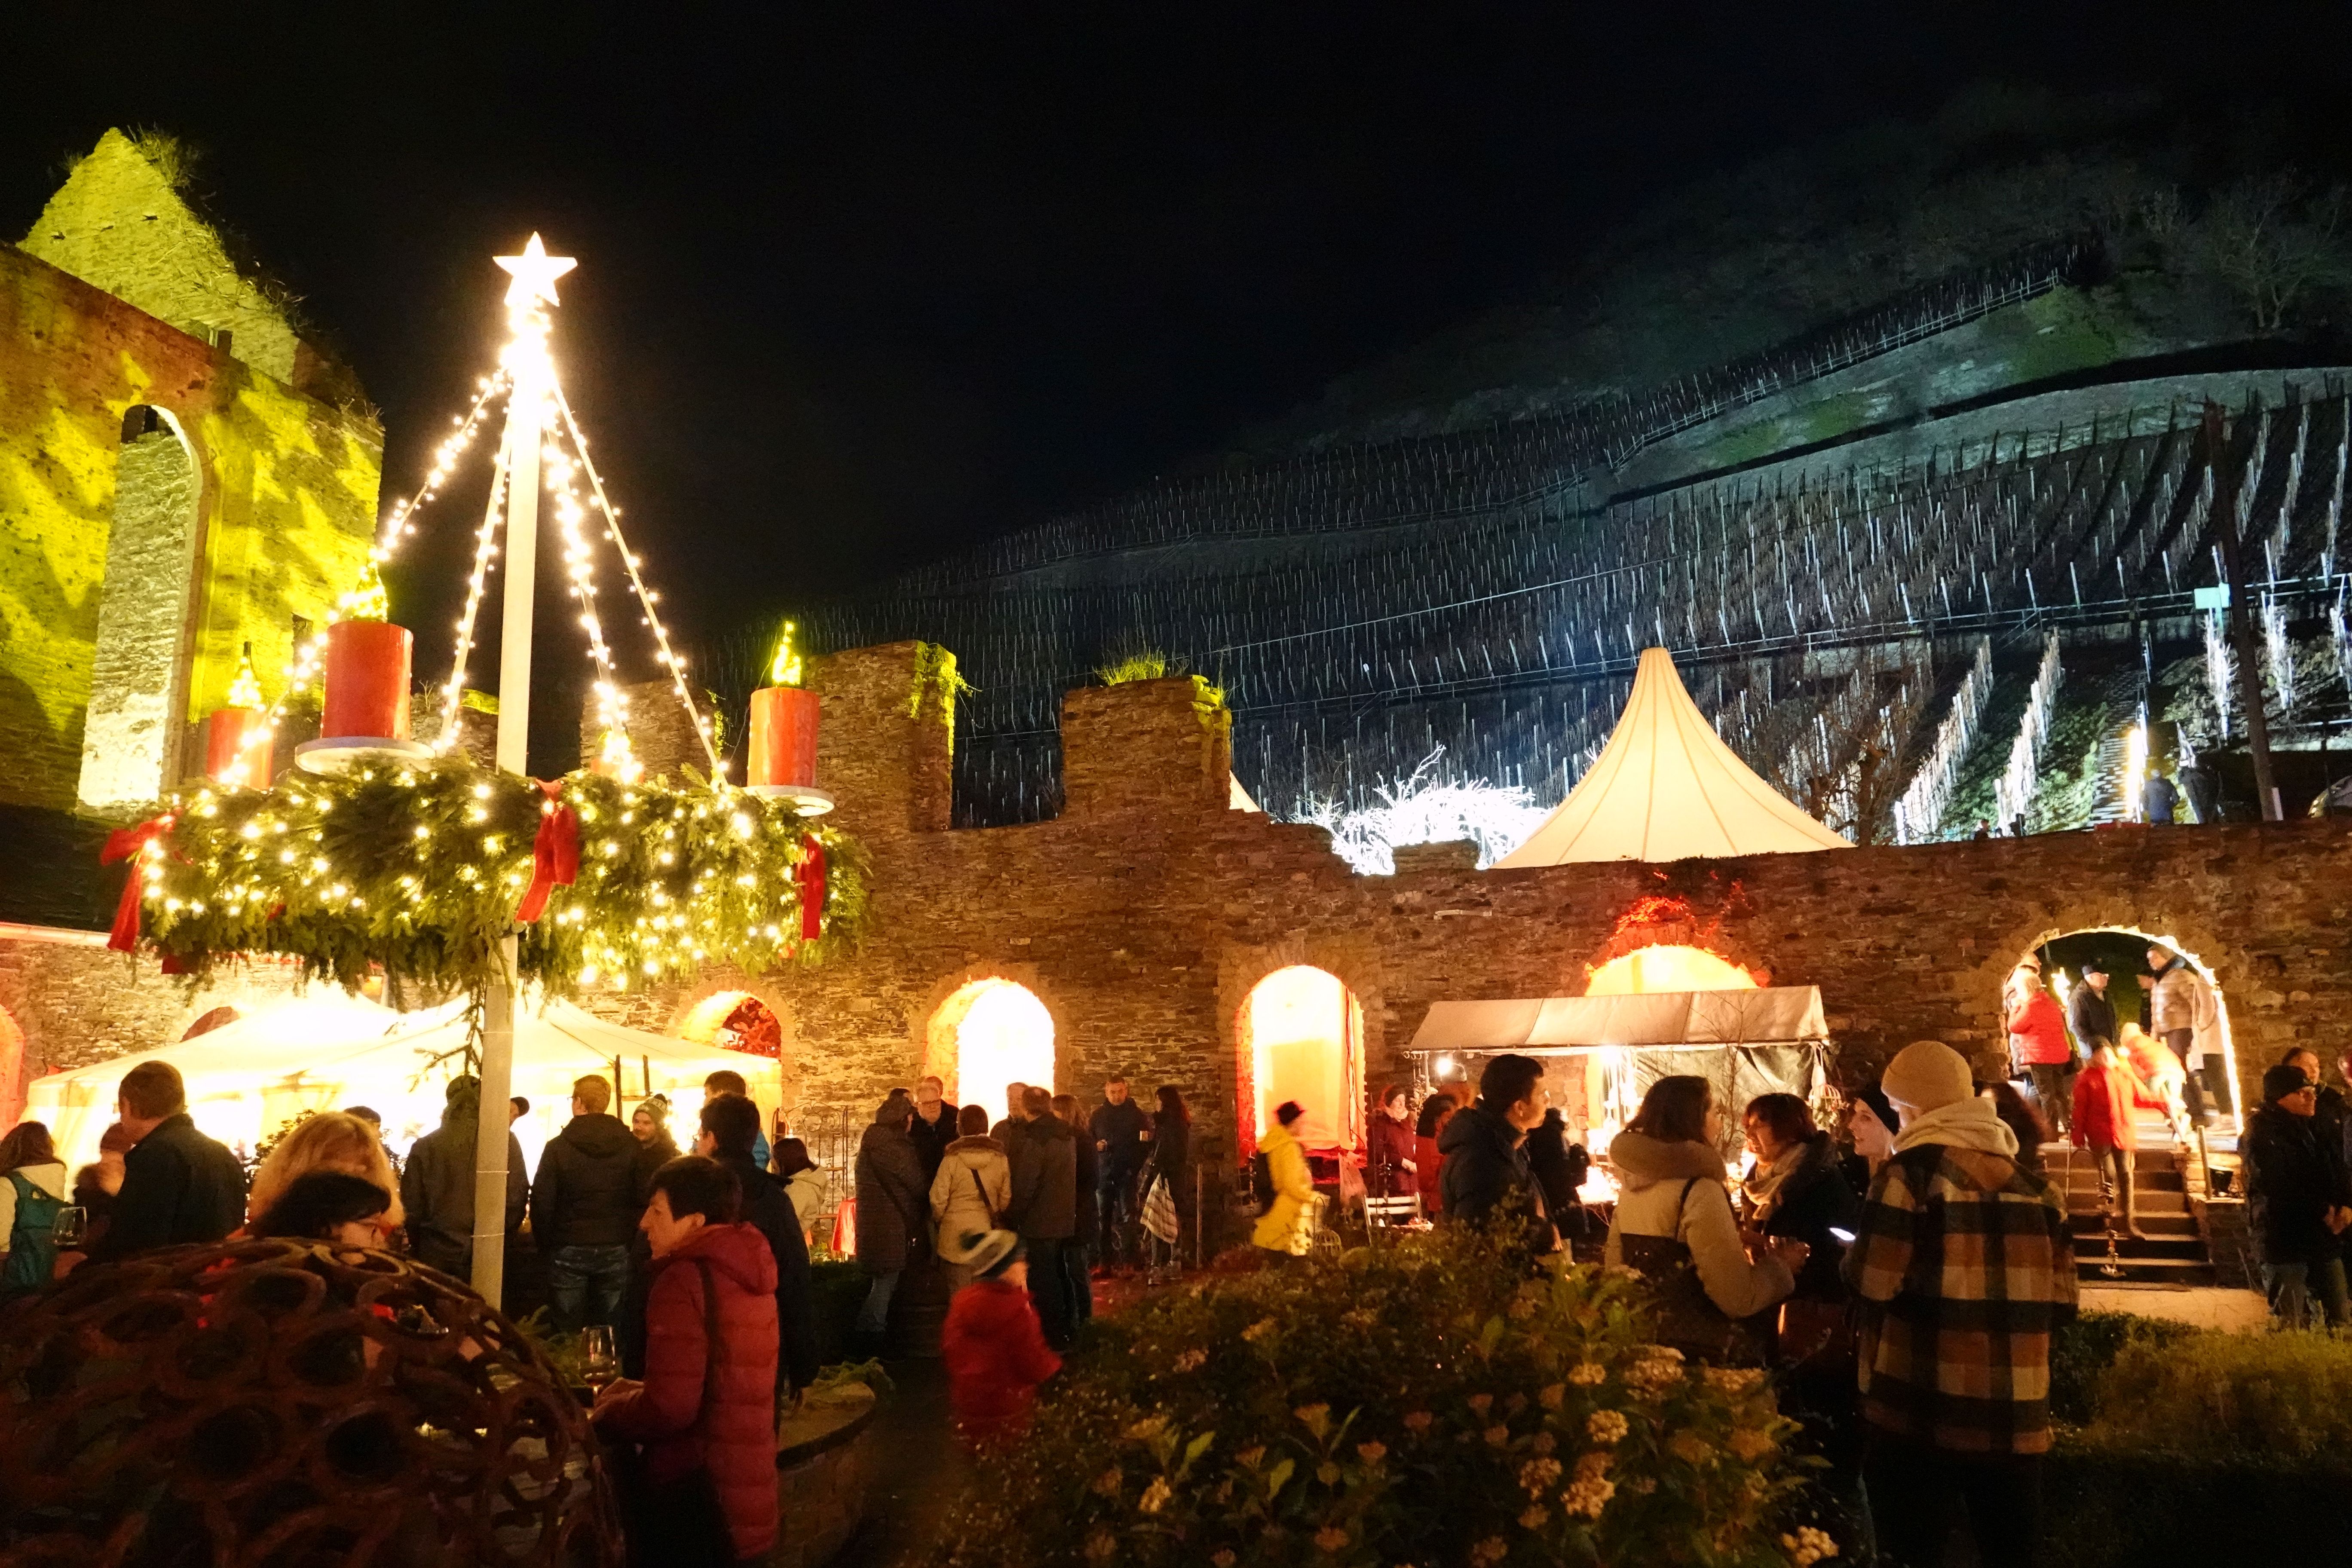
[5,4,2338,664]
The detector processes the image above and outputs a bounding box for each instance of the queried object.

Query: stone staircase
[2085,724,2136,825]
[2046,1134,2218,1286]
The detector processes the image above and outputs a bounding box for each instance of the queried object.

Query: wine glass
[50,1207,86,1250]
[581,1325,618,1394]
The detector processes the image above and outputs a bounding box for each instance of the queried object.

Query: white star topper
[494,233,577,309]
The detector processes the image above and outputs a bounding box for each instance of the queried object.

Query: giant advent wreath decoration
[110,758,864,1003]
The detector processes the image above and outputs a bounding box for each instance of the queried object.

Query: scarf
[1893,1094,2019,1158]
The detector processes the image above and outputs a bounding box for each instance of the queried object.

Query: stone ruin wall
[6,638,2346,1150]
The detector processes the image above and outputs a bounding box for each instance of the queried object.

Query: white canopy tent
[24,990,783,1179]
[1495,646,1850,867]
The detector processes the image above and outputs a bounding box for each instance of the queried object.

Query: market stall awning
[24,991,782,1175]
[1494,647,1850,866]
[1406,986,1828,1054]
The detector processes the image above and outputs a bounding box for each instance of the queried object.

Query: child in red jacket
[2072,1041,2174,1240]
[940,1228,1061,1452]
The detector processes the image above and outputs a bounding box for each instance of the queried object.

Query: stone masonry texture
[6,640,2347,1167]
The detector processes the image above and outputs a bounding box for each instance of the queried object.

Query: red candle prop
[205,706,269,786]
[747,686,819,788]
[322,619,413,741]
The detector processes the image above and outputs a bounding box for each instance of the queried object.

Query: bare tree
[2199,174,2352,331]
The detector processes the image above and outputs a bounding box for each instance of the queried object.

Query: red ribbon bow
[794,834,827,940]
[100,813,176,954]
[516,780,579,924]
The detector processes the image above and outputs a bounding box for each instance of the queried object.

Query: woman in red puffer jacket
[594,1155,780,1566]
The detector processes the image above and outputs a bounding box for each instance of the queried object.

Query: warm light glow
[1245,965,1363,1152]
[1584,944,1758,996]
[943,980,1055,1127]
[2122,723,2148,823]
[225,643,263,710]
[769,620,805,687]
[336,557,389,624]
[494,233,577,309]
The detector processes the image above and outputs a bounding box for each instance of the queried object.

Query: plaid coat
[1842,1142,2077,1455]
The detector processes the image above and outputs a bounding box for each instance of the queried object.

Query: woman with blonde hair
[246,1111,403,1231]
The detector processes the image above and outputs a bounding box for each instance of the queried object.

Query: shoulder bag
[1616,1177,1765,1366]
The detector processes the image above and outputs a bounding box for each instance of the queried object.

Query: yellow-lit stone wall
[0,153,381,812]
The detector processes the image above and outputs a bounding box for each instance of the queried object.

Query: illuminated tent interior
[1241,965,1364,1155]
[24,990,783,1177]
[1494,646,1851,867]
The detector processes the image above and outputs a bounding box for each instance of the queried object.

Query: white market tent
[24,990,783,1179]
[1495,646,1851,867]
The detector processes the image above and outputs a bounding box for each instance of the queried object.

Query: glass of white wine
[49,1207,86,1251]
[581,1324,618,1396]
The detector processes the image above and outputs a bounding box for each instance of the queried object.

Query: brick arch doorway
[925,979,1055,1129]
[2023,925,2242,1131]
[1238,965,1365,1159]
[675,991,783,1060]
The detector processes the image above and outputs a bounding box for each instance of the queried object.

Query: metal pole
[2204,402,2282,820]
[470,340,546,1308]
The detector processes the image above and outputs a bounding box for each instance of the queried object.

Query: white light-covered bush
[1293,749,1551,875]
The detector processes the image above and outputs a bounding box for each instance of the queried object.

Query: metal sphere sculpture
[0,1239,622,1566]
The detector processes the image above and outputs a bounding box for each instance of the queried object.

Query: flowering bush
[931,1228,1828,1567]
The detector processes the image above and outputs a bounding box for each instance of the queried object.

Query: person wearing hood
[0,1121,69,1296]
[401,1077,527,1281]
[1438,1054,1556,1254]
[532,1074,642,1333]
[931,1105,1013,1293]
[593,1155,780,1566]
[1843,1040,2075,1568]
[2242,1063,2352,1327]
[1003,1086,1079,1346]
[1251,1101,1318,1261]
[853,1095,929,1353]
[1605,1076,1799,1362]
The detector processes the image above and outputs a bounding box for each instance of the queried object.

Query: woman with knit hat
[1842,1040,2075,1568]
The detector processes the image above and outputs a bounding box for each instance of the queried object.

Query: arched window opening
[79,405,203,815]
[926,979,1055,1127]
[2025,927,2242,1135]
[676,991,781,1058]
[1241,965,1364,1156]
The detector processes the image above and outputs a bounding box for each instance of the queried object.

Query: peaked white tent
[24,991,781,1178]
[1496,646,1851,867]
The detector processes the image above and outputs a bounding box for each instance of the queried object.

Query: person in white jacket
[0,1121,70,1294]
[1605,1076,1803,1360]
[931,1105,1014,1292]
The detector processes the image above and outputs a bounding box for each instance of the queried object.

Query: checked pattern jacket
[1843,1142,2078,1455]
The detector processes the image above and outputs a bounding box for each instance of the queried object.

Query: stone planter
[771,1383,880,1568]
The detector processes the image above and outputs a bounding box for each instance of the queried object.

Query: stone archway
[1236,966,1366,1159]
[1219,935,1381,1162]
[665,972,799,1118]
[2019,924,2245,1130]
[79,404,205,816]
[923,977,1057,1128]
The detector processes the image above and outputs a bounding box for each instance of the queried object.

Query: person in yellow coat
[1252,1101,1317,1262]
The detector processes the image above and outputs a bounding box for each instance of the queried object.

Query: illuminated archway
[1240,965,1364,1155]
[2025,926,2242,1132]
[0,1004,23,1132]
[1584,944,1758,996]
[926,980,1055,1127]
[676,990,782,1059]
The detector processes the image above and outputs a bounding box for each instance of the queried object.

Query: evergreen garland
[139,757,866,1001]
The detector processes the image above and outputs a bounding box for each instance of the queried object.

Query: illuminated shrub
[931,1228,1826,1568]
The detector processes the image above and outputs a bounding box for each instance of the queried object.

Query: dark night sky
[6,3,2341,674]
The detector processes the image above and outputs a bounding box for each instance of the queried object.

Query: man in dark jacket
[1004,1087,1079,1348]
[531,1074,640,1332]
[1088,1075,1150,1269]
[401,1075,527,1280]
[907,1075,960,1182]
[1438,1054,1556,1253]
[2244,1063,2352,1327]
[78,1061,243,1264]
[698,1093,821,1398]
[2067,962,2119,1055]
[852,1097,927,1352]
[1523,1107,1592,1246]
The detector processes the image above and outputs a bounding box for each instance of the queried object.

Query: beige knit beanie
[1880,1039,1974,1112]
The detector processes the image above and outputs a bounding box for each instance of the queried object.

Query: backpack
[1250,1151,1277,1216]
[2,1171,63,1296]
